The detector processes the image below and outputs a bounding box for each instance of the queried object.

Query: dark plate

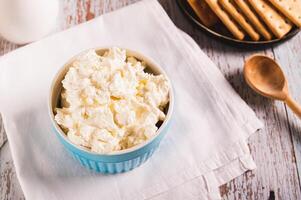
[176,0,300,48]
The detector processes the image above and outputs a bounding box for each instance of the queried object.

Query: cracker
[234,0,272,40]
[205,0,245,40]
[248,0,292,39]
[219,0,260,41]
[270,0,301,27]
[187,0,219,27]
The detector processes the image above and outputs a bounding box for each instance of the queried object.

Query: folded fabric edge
[1,115,31,200]
[122,138,255,200]
[178,31,264,137]
[179,31,264,136]
[203,153,256,199]
[145,0,263,170]
[139,144,256,200]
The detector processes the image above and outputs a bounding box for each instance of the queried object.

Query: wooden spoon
[244,54,301,118]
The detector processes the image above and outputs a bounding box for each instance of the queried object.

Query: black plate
[176,0,300,48]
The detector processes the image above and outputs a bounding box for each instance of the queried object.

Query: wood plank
[0,142,25,200]
[272,34,301,193]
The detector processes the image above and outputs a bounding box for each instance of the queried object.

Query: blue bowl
[48,47,174,174]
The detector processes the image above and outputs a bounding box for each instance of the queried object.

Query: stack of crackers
[188,0,301,41]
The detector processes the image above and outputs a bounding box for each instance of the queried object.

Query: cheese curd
[55,47,169,153]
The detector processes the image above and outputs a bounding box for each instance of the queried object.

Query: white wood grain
[0,143,25,200]
[272,35,301,198]
[1,0,301,199]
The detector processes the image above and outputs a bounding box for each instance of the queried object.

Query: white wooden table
[1,0,301,199]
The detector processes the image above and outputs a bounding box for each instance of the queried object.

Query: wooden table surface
[1,0,301,199]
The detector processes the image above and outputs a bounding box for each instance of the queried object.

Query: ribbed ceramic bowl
[48,48,174,174]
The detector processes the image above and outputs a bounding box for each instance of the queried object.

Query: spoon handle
[285,96,301,119]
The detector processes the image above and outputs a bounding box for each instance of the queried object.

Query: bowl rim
[48,47,174,156]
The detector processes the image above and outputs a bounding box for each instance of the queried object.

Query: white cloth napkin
[0,0,263,199]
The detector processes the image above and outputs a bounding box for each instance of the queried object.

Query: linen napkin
[0,0,263,199]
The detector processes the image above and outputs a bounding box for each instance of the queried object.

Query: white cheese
[55,47,169,153]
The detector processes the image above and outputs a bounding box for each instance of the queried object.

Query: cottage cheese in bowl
[54,47,170,154]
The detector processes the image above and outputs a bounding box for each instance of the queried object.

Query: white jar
[0,0,59,44]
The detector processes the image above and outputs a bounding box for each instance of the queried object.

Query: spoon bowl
[244,54,301,119]
[244,55,288,100]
